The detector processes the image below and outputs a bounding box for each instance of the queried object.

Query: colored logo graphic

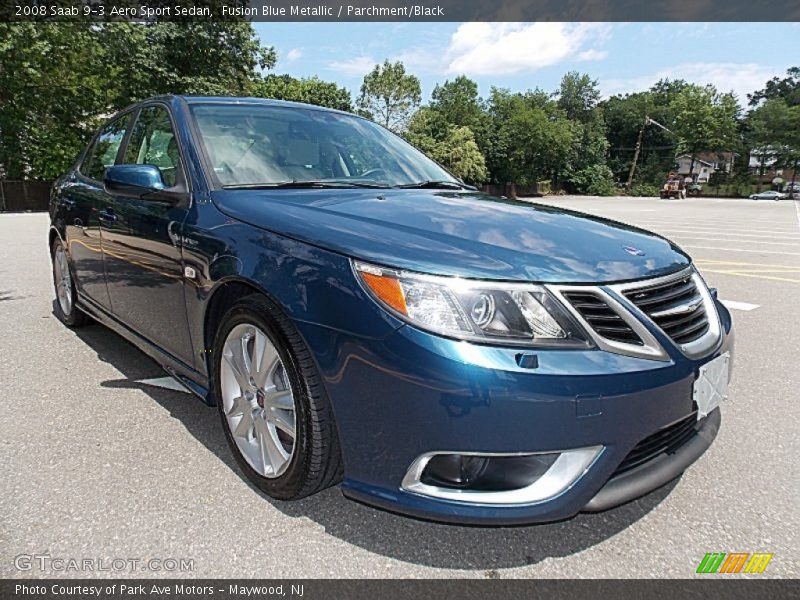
[696,552,773,574]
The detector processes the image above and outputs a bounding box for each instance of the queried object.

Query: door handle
[98,208,117,223]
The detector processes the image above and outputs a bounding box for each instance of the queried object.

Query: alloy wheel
[219,323,297,478]
[54,246,73,315]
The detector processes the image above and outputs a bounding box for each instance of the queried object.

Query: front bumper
[296,298,733,525]
[584,407,720,511]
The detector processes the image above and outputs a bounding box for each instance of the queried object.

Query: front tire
[212,294,343,500]
[51,239,90,328]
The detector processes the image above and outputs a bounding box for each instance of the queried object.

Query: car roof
[150,94,357,118]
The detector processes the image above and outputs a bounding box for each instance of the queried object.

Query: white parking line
[655,230,800,240]
[795,199,800,231]
[679,245,800,256]
[721,300,760,311]
[668,236,800,247]
[636,223,800,235]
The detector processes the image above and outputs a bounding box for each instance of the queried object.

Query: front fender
[180,207,403,377]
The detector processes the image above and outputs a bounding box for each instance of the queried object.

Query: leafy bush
[570,164,617,196]
[629,183,660,197]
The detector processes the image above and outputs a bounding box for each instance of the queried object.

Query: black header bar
[2,579,800,600]
[4,0,800,22]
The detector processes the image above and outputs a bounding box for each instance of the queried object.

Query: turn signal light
[359,271,408,315]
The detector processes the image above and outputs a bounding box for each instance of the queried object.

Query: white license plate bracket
[692,352,730,420]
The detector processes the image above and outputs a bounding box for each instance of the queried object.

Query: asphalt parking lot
[1,196,798,579]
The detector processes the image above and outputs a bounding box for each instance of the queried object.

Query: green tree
[746,98,800,196]
[357,60,421,132]
[102,22,275,106]
[668,84,739,181]
[405,106,450,141]
[439,126,488,184]
[484,88,575,194]
[429,75,484,130]
[405,110,487,184]
[569,164,617,196]
[0,21,276,180]
[557,71,601,123]
[253,74,352,111]
[0,23,110,179]
[748,67,800,107]
[557,72,610,190]
[601,80,692,186]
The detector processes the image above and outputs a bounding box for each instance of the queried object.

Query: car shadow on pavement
[73,320,678,572]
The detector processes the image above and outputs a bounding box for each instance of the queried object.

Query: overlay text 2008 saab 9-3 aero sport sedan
[49,96,733,525]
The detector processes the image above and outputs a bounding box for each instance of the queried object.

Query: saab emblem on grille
[623,246,646,257]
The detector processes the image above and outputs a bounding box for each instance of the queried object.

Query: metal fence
[0,180,53,212]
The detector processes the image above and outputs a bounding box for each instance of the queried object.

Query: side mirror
[104,164,166,198]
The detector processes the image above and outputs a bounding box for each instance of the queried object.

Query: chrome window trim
[548,284,670,361]
[609,267,722,360]
[400,446,604,506]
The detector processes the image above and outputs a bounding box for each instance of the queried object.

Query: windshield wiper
[222,180,390,190]
[394,180,471,190]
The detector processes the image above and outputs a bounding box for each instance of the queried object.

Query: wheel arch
[204,278,266,354]
[202,276,302,380]
[48,226,64,254]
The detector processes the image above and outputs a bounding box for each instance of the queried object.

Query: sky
[253,22,800,104]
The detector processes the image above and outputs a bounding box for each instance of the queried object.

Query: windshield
[190,103,458,188]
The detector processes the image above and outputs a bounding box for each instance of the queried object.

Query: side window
[123,106,182,187]
[81,115,129,181]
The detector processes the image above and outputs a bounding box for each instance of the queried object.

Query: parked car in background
[49,96,733,524]
[750,190,788,201]
[686,183,703,196]
[782,183,799,194]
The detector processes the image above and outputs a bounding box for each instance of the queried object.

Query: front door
[100,104,194,367]
[64,113,132,310]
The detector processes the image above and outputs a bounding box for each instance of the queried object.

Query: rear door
[99,103,195,366]
[62,113,132,310]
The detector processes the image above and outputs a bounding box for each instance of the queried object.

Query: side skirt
[77,297,215,406]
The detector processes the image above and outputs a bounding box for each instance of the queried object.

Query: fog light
[421,453,562,491]
[421,455,489,488]
[402,447,603,505]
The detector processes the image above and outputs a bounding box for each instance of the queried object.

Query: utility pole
[625,115,648,190]
[625,115,676,190]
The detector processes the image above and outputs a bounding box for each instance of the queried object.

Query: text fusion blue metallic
[49,96,733,525]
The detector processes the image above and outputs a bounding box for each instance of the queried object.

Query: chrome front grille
[560,291,643,346]
[552,267,721,361]
[624,273,710,345]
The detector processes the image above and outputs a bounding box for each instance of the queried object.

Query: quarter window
[81,115,130,181]
[123,106,182,187]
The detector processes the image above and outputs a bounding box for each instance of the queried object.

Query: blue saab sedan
[49,96,733,524]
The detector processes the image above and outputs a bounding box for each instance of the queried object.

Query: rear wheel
[51,239,90,328]
[212,294,343,499]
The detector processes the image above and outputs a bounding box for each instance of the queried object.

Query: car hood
[212,189,690,283]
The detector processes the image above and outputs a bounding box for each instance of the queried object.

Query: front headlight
[353,261,591,348]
